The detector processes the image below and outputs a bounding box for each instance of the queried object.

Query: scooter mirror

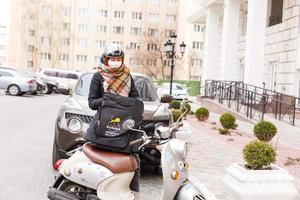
[123,119,135,130]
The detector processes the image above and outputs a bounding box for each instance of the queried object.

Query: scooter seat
[82,143,138,173]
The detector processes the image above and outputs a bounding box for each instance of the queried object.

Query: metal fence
[203,80,297,125]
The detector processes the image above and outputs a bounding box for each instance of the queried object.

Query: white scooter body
[58,149,135,200]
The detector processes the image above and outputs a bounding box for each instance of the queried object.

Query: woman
[85,43,140,192]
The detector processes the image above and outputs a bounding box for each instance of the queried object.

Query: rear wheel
[7,84,21,96]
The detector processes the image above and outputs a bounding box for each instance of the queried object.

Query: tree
[137,28,169,79]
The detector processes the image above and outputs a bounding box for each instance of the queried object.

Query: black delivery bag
[92,93,144,153]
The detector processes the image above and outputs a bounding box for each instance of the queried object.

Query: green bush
[220,113,236,129]
[243,140,276,170]
[181,102,191,115]
[172,109,183,122]
[170,100,181,109]
[219,128,229,135]
[195,107,209,121]
[254,121,277,142]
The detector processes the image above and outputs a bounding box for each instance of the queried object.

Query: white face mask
[108,60,122,68]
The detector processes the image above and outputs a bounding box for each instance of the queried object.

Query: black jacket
[85,72,139,141]
[88,72,139,110]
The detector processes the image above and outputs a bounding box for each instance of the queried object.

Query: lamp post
[164,32,186,95]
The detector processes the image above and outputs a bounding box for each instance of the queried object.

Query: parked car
[0,68,37,96]
[40,68,81,95]
[22,71,46,94]
[157,83,189,100]
[52,72,171,167]
[36,73,58,94]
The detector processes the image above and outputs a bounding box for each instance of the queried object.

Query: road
[0,93,162,200]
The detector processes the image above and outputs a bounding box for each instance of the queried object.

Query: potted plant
[195,107,209,121]
[181,102,191,117]
[170,100,181,109]
[219,113,236,135]
[171,109,183,122]
[223,121,298,200]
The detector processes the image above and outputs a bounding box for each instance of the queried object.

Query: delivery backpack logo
[105,116,122,137]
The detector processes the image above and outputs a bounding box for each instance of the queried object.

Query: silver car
[52,72,171,166]
[0,68,37,96]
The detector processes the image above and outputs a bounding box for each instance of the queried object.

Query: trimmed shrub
[219,128,229,135]
[170,100,181,109]
[181,102,191,116]
[220,113,236,129]
[172,109,183,122]
[243,140,276,170]
[195,107,209,121]
[254,121,277,142]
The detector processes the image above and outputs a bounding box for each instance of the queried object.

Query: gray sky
[0,0,11,24]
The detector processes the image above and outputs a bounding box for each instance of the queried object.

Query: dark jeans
[130,154,140,192]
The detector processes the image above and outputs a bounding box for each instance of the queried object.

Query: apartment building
[0,22,8,66]
[8,0,204,80]
[188,0,300,96]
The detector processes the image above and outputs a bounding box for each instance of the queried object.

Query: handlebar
[129,138,144,146]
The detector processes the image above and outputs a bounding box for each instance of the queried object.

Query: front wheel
[52,175,90,199]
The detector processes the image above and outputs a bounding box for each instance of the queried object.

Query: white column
[202,5,221,88]
[244,0,268,86]
[220,0,240,81]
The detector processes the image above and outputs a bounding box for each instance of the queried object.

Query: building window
[165,29,175,37]
[40,52,51,60]
[28,45,35,52]
[146,59,157,66]
[168,0,177,6]
[129,42,141,50]
[61,38,70,46]
[132,12,142,20]
[41,36,51,46]
[131,27,142,35]
[191,58,202,67]
[96,9,108,17]
[149,0,159,5]
[192,41,203,50]
[113,26,124,34]
[94,56,101,63]
[129,58,140,66]
[59,54,69,61]
[112,41,123,47]
[29,29,35,36]
[96,40,106,48]
[268,0,283,26]
[114,11,125,19]
[96,25,107,33]
[77,55,87,62]
[78,24,88,32]
[148,28,158,37]
[166,15,176,22]
[77,39,88,48]
[79,8,89,16]
[147,43,157,51]
[41,5,52,16]
[27,60,34,68]
[194,24,205,32]
[149,13,159,22]
[62,23,70,31]
[61,7,71,16]
[0,45,5,50]
[43,21,52,29]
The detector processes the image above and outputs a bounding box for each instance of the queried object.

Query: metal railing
[203,80,297,125]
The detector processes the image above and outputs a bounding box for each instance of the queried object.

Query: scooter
[48,108,206,200]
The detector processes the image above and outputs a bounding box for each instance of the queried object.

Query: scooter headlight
[67,117,83,134]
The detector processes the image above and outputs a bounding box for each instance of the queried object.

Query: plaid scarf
[99,64,131,97]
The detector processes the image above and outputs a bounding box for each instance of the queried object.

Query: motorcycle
[48,105,206,200]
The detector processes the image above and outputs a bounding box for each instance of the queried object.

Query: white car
[157,83,189,100]
[39,69,81,95]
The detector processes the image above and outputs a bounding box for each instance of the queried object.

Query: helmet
[100,43,124,64]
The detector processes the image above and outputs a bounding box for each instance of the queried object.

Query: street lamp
[164,33,186,95]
